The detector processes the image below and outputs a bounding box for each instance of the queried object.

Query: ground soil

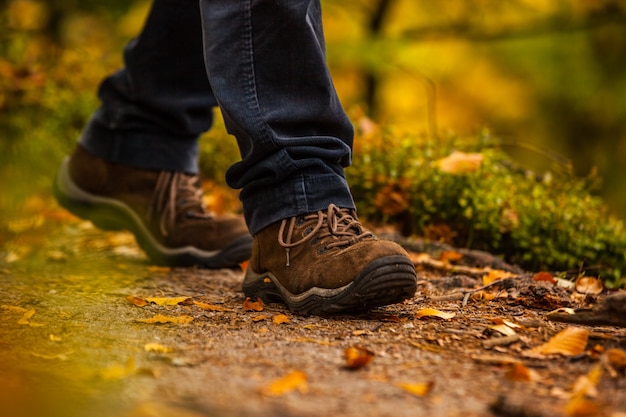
[1,215,625,417]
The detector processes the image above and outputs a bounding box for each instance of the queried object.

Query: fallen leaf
[30,351,73,361]
[260,371,308,396]
[144,343,174,353]
[489,324,517,336]
[145,296,193,306]
[505,362,537,382]
[243,297,264,312]
[100,357,136,380]
[482,270,516,285]
[471,291,496,302]
[555,278,576,289]
[558,367,607,417]
[415,308,456,320]
[1,305,29,313]
[147,266,171,273]
[239,260,249,272]
[438,251,464,262]
[17,309,36,325]
[575,276,603,295]
[126,295,148,307]
[136,314,194,324]
[529,327,589,357]
[16,309,44,327]
[344,347,375,370]
[605,348,626,374]
[490,318,523,330]
[397,381,433,397]
[273,314,290,325]
[193,301,230,311]
[251,315,268,322]
[436,151,483,174]
[533,271,556,283]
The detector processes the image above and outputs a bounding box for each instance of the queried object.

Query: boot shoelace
[149,172,212,236]
[278,204,375,266]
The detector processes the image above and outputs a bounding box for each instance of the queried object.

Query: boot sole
[242,255,417,315]
[53,157,252,268]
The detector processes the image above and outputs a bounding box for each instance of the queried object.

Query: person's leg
[200,0,417,314]
[53,0,252,268]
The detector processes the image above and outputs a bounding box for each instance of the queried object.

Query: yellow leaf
[260,371,308,396]
[145,296,193,306]
[530,327,589,357]
[273,314,290,325]
[193,301,230,311]
[100,357,136,380]
[251,315,268,322]
[344,347,375,370]
[436,151,483,174]
[144,343,174,353]
[482,269,515,285]
[2,305,29,313]
[397,381,433,397]
[415,308,456,320]
[147,266,171,273]
[17,309,38,326]
[136,315,193,324]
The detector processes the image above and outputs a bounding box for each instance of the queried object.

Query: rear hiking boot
[242,204,417,315]
[53,145,252,268]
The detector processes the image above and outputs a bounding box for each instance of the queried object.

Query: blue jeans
[79,0,355,235]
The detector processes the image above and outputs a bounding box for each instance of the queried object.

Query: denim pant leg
[200,0,356,234]
[79,0,212,174]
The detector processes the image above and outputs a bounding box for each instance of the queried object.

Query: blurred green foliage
[0,0,624,287]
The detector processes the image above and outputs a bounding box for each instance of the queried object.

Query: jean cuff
[78,118,200,174]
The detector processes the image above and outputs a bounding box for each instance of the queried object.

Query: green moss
[347,128,626,288]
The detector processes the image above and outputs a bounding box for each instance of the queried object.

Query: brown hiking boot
[53,145,252,268]
[242,204,417,315]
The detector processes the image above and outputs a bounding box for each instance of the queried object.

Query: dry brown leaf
[605,348,626,373]
[193,301,230,311]
[533,271,556,283]
[436,151,483,174]
[243,297,264,312]
[397,381,433,397]
[260,371,308,396]
[126,295,148,307]
[566,364,603,417]
[472,291,497,302]
[575,276,604,295]
[415,308,456,320]
[272,314,290,325]
[136,314,194,325]
[505,362,537,382]
[489,324,517,336]
[530,327,589,357]
[344,347,375,370]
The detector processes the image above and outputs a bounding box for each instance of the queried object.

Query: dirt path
[1,216,625,417]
